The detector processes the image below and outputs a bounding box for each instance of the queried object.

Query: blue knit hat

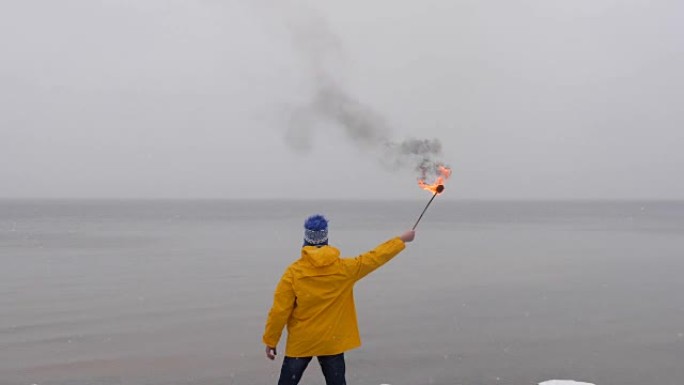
[303,214,328,246]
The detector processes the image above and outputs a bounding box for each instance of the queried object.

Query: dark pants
[277,353,346,385]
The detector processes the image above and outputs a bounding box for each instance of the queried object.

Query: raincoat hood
[301,245,341,268]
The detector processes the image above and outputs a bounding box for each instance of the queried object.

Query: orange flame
[418,165,451,194]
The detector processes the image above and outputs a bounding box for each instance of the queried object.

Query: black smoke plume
[283,5,449,181]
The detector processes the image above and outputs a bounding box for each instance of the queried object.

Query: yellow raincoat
[263,237,406,357]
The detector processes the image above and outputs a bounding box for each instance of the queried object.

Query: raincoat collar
[301,245,340,268]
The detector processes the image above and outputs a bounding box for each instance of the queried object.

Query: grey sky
[1,0,683,200]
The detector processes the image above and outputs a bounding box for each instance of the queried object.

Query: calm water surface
[1,200,683,385]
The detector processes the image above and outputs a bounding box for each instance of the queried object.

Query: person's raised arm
[348,230,415,281]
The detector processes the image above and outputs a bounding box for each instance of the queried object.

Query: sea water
[1,200,683,385]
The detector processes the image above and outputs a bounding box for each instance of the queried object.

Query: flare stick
[412,185,444,230]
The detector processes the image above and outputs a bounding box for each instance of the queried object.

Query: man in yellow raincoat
[263,214,415,385]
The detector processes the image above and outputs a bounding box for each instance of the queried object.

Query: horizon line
[1,197,683,203]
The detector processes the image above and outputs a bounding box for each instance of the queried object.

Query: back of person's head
[303,214,328,247]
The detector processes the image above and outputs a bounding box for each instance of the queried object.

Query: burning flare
[418,165,452,194]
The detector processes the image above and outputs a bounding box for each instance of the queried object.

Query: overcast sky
[1,0,682,200]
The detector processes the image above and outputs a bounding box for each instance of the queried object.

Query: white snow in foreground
[381,380,596,385]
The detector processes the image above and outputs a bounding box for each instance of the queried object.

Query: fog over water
[1,0,684,200]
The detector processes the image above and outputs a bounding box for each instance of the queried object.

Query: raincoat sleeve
[349,237,405,281]
[263,268,295,348]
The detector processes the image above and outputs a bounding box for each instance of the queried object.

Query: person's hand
[399,230,415,243]
[265,346,277,360]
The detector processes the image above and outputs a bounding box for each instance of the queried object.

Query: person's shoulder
[284,258,305,275]
[338,255,358,268]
